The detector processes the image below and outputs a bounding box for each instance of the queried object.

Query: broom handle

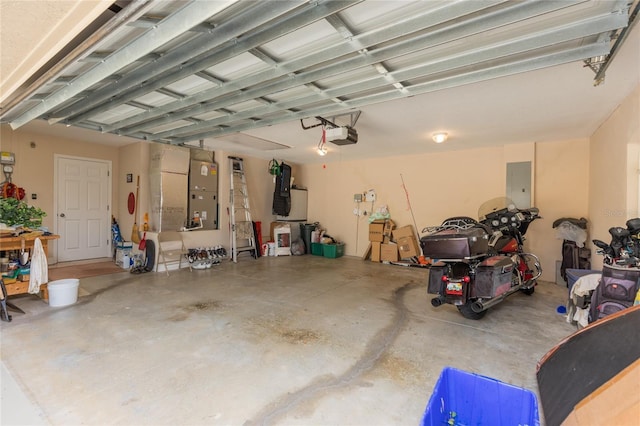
[134,175,140,223]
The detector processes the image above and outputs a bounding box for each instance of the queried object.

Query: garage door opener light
[432,132,448,143]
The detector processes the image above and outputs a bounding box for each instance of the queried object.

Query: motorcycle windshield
[478,197,517,221]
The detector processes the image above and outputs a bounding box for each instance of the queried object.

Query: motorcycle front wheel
[521,285,535,295]
[457,302,487,320]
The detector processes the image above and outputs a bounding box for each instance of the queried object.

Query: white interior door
[56,156,111,262]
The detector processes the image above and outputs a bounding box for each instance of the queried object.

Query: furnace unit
[188,160,218,230]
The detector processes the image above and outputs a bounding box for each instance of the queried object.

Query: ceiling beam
[49,0,305,121]
[101,0,511,134]
[123,0,601,138]
[8,0,241,129]
[166,42,611,145]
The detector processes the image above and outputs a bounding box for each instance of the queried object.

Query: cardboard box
[393,224,415,241]
[380,243,399,262]
[398,235,420,258]
[371,242,381,262]
[369,220,386,242]
[383,219,395,238]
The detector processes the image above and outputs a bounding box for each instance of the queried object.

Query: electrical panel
[0,152,15,165]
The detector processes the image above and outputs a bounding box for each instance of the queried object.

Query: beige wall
[116,142,147,243]
[0,124,120,261]
[299,147,504,254]
[533,139,590,281]
[0,125,289,262]
[3,85,638,275]
[144,149,292,253]
[299,141,592,282]
[589,84,640,270]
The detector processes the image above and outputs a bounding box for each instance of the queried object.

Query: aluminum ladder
[229,156,257,262]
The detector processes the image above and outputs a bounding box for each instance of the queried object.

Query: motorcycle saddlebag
[420,227,489,260]
[474,256,513,298]
[428,262,447,294]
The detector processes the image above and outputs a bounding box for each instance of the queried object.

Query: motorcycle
[420,197,542,319]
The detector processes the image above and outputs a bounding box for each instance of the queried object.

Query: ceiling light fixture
[432,132,448,143]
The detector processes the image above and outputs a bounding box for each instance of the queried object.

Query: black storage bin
[299,223,317,254]
[420,227,489,260]
[474,256,513,298]
[428,262,447,294]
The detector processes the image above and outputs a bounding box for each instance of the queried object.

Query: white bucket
[48,279,79,307]
[267,242,276,256]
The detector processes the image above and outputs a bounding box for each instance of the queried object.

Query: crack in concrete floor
[246,281,420,426]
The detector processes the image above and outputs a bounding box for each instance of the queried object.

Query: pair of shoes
[130,266,147,274]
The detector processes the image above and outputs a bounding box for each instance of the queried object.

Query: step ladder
[229,156,257,262]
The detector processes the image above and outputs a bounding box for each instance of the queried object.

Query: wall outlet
[365,189,376,202]
[354,193,363,202]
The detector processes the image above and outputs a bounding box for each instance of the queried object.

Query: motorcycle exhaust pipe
[471,300,485,313]
[431,296,444,307]
[471,284,526,313]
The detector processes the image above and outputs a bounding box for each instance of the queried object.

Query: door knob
[60,213,66,218]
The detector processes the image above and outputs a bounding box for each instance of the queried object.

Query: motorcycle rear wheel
[457,302,487,320]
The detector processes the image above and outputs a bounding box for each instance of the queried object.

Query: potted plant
[0,197,47,228]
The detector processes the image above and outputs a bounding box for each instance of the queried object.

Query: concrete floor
[1,255,575,425]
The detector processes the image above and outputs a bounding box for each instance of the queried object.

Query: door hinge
[107,170,110,177]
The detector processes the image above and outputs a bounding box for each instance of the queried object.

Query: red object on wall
[127,192,135,214]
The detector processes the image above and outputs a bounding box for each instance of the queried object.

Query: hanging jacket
[272,163,292,216]
[29,237,48,294]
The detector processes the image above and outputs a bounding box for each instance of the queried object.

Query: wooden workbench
[0,234,59,299]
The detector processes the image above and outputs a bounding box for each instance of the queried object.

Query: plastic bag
[555,221,587,247]
[291,238,305,256]
[368,205,391,222]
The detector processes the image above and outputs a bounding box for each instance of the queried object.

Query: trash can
[300,223,317,254]
[48,279,80,307]
[421,366,540,426]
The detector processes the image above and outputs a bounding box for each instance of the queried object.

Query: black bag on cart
[589,265,640,323]
[560,240,591,284]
